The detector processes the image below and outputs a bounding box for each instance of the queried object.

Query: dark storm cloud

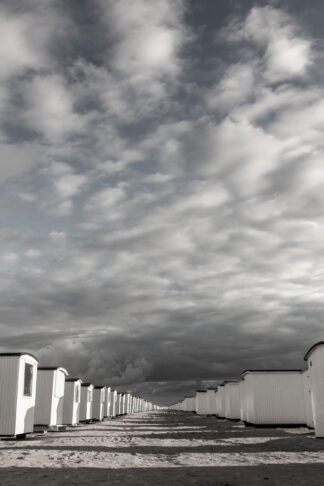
[0,0,324,404]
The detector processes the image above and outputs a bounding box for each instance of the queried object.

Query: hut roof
[304,341,324,361]
[0,352,39,362]
[38,367,68,375]
[241,369,302,376]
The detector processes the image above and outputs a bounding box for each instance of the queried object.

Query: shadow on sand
[1,465,324,486]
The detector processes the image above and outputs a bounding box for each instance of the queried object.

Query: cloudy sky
[1,0,324,405]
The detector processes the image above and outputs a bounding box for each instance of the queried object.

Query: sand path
[0,411,324,484]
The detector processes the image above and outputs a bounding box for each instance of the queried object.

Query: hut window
[24,363,33,397]
[75,385,80,403]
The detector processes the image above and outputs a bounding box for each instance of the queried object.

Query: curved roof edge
[196,389,207,393]
[0,352,39,363]
[304,341,324,361]
[94,385,106,389]
[241,369,302,376]
[38,367,68,375]
[66,378,82,383]
[81,382,94,387]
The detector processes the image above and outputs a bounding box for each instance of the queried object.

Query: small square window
[24,363,33,397]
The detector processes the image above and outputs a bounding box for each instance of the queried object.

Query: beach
[0,411,324,484]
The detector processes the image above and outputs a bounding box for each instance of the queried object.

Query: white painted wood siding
[243,371,307,425]
[195,392,209,415]
[62,380,81,425]
[302,369,314,428]
[104,387,111,417]
[206,390,217,414]
[15,356,38,435]
[224,382,240,420]
[34,370,54,425]
[93,388,105,420]
[0,355,38,435]
[110,390,117,417]
[216,386,226,417]
[306,345,324,436]
[80,385,94,421]
[239,380,248,422]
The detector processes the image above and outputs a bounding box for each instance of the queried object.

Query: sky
[1,0,324,405]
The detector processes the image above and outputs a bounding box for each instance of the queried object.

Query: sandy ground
[1,411,324,485]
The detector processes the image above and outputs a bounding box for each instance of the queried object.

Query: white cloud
[21,75,83,142]
[0,142,42,183]
[0,8,42,80]
[41,163,88,216]
[221,6,313,82]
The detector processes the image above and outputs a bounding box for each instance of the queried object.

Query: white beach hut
[239,379,248,422]
[104,386,111,418]
[110,389,117,417]
[80,383,94,422]
[195,390,209,415]
[206,388,217,415]
[93,386,106,421]
[121,393,126,415]
[34,367,68,427]
[124,393,131,414]
[224,381,241,420]
[304,342,324,436]
[0,352,39,436]
[215,384,226,418]
[62,378,82,426]
[116,392,122,415]
[241,370,308,426]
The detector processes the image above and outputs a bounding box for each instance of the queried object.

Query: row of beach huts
[169,342,324,438]
[0,352,159,438]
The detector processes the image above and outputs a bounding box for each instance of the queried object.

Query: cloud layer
[1,1,324,404]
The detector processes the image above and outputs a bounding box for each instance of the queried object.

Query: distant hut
[104,386,111,418]
[0,352,39,436]
[224,381,241,420]
[34,367,68,427]
[215,384,226,418]
[116,392,123,415]
[93,386,106,421]
[206,388,217,415]
[62,378,82,426]
[110,389,117,417]
[241,370,308,426]
[124,392,131,414]
[239,379,248,422]
[195,390,209,415]
[80,383,94,422]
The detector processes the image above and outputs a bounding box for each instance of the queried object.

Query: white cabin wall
[302,370,314,428]
[34,371,54,425]
[246,373,307,425]
[0,356,20,435]
[15,356,38,434]
[224,383,240,420]
[62,382,74,425]
[196,392,209,415]
[307,347,324,437]
[51,370,66,425]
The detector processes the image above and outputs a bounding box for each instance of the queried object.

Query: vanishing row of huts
[169,341,324,438]
[0,352,158,437]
